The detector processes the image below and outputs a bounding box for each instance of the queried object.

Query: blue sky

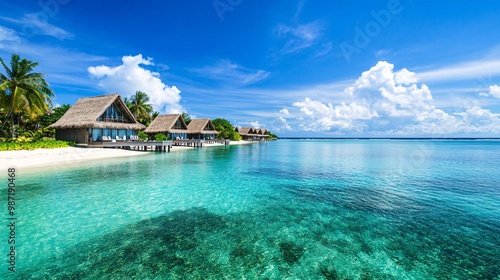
[1,0,500,136]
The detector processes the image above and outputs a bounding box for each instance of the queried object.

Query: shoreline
[0,140,255,169]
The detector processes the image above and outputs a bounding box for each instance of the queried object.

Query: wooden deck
[173,139,205,147]
[205,139,231,145]
[102,141,173,152]
[172,139,231,147]
[82,138,231,152]
[247,138,267,143]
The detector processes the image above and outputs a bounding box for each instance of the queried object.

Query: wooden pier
[172,139,231,147]
[173,139,205,147]
[84,138,231,152]
[205,139,231,145]
[102,141,173,152]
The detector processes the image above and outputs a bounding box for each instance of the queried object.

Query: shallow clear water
[1,140,499,279]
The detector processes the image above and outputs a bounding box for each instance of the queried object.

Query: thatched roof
[144,114,188,134]
[49,94,145,130]
[238,127,253,136]
[187,119,218,134]
[238,127,268,137]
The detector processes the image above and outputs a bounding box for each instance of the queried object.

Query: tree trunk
[10,111,14,139]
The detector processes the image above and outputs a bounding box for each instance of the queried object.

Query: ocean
[2,140,499,279]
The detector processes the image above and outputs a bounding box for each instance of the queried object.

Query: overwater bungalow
[238,127,257,140]
[187,119,218,140]
[255,128,269,140]
[237,127,252,140]
[238,127,269,141]
[49,94,146,144]
[144,114,189,139]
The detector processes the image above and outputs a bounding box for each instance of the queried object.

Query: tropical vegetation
[182,112,191,125]
[154,133,169,141]
[212,118,242,141]
[266,131,278,139]
[137,131,149,141]
[0,53,55,139]
[0,139,75,151]
[124,91,153,126]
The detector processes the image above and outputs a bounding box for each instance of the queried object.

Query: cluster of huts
[49,94,270,144]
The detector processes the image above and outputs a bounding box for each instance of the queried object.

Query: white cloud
[292,98,378,131]
[156,63,170,71]
[275,21,326,56]
[0,26,21,42]
[375,49,391,57]
[1,13,74,40]
[344,61,436,119]
[283,61,500,135]
[250,121,261,128]
[272,116,292,132]
[190,60,269,86]
[88,54,183,113]
[237,120,262,129]
[416,59,500,82]
[394,68,418,85]
[279,108,290,116]
[488,85,500,98]
[479,85,500,98]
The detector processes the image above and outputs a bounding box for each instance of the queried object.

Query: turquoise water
[1,140,499,279]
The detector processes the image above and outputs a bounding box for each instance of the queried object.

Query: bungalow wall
[56,128,139,143]
[168,132,187,140]
[145,131,187,140]
[55,128,88,143]
[188,133,216,140]
[90,128,138,142]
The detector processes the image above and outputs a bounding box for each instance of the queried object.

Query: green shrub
[212,118,241,141]
[0,140,74,151]
[21,130,44,141]
[155,133,168,141]
[138,131,149,141]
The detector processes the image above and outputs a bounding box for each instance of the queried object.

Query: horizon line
[277,137,500,140]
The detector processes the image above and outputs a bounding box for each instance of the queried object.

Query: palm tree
[151,111,160,120]
[128,91,153,123]
[123,97,131,107]
[182,112,191,125]
[0,54,54,138]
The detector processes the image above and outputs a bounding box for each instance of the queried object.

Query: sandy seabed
[0,141,254,169]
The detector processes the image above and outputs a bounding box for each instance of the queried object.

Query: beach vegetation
[266,131,278,139]
[212,118,242,141]
[138,131,149,141]
[39,104,71,128]
[0,53,55,139]
[155,133,169,141]
[0,139,75,151]
[20,129,44,142]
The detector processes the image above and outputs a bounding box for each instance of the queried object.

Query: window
[103,129,110,138]
[118,129,126,138]
[92,128,102,141]
[99,102,133,123]
[173,119,184,129]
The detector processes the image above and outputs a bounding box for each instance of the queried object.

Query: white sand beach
[0,147,148,170]
[0,140,255,169]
